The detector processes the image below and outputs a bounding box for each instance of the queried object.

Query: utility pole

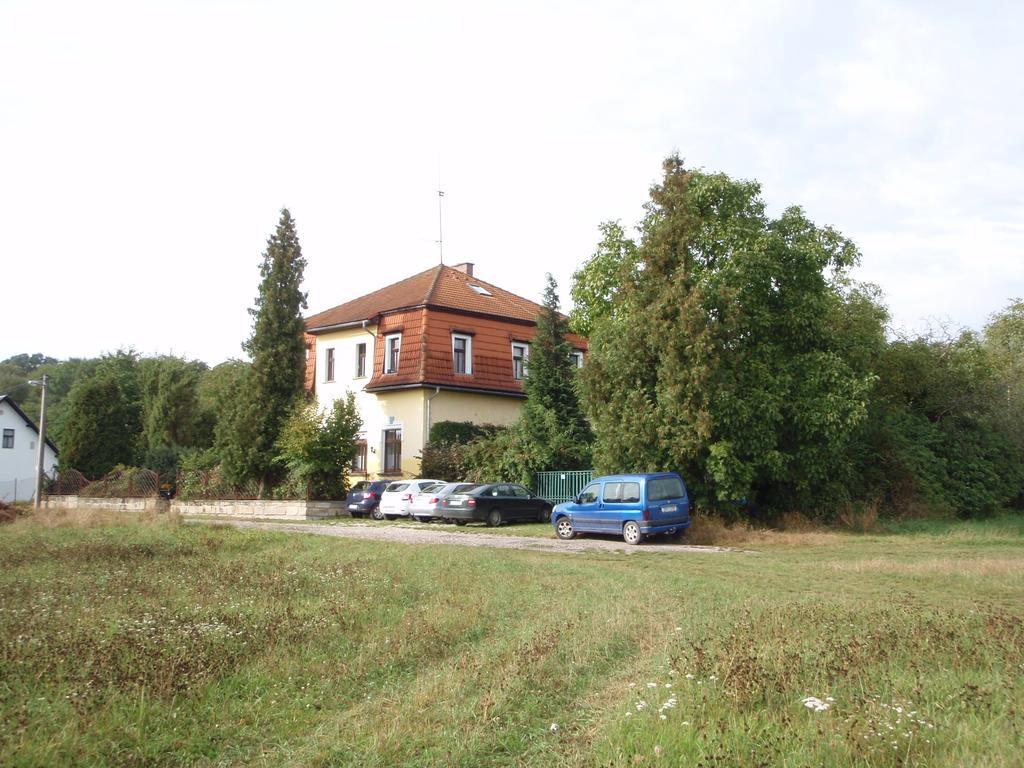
[31,374,48,510]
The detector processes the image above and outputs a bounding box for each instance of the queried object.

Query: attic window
[469,284,492,297]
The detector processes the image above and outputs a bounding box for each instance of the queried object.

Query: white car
[377,479,444,520]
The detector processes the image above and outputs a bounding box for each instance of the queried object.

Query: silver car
[408,482,476,522]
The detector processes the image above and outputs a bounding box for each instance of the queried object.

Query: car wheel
[555,516,576,540]
[455,520,467,526]
[370,508,384,521]
[537,506,551,523]
[416,516,430,523]
[623,521,643,545]
[486,509,502,527]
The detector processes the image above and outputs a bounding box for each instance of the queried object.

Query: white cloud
[0,0,1021,363]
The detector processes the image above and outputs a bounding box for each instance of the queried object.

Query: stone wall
[44,495,168,513]
[171,499,345,520]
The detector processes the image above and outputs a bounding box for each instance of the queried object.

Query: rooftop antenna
[437,158,444,264]
[437,187,444,264]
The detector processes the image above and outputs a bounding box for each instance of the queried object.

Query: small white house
[0,394,58,503]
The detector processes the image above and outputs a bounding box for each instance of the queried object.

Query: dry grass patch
[685,512,843,548]
[831,556,1024,577]
[12,506,177,529]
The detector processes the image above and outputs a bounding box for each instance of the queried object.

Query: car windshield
[385,483,409,493]
[458,485,482,495]
[648,476,685,501]
[420,483,445,494]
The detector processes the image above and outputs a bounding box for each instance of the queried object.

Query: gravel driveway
[191,518,748,555]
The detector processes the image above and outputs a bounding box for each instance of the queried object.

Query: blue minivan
[551,473,691,545]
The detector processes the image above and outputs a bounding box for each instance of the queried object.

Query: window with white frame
[512,342,529,380]
[452,333,473,375]
[355,342,367,378]
[325,347,336,382]
[2,428,13,449]
[385,334,401,374]
[571,350,585,368]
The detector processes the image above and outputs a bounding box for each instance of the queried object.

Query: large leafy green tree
[276,394,362,499]
[570,222,638,338]
[576,156,876,514]
[136,356,210,474]
[858,324,1024,518]
[984,298,1024,452]
[217,209,308,490]
[60,372,136,477]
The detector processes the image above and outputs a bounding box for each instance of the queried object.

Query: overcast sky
[2,0,1021,365]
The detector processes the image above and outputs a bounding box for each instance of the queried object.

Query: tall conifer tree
[522,274,591,453]
[218,208,308,489]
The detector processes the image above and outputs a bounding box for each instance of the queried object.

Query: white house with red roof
[0,395,58,503]
[303,263,586,479]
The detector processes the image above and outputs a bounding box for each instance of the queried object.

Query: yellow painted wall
[429,391,523,430]
[374,389,427,478]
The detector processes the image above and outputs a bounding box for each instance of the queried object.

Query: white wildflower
[549,723,559,734]
[801,696,831,712]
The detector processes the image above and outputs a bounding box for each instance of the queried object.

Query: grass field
[1,510,1021,767]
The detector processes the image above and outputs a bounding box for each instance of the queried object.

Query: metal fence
[0,476,37,503]
[47,469,90,496]
[533,470,593,504]
[80,468,161,498]
[176,469,262,501]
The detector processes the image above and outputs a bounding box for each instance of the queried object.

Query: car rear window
[421,483,445,493]
[603,482,640,503]
[385,483,409,493]
[648,476,685,501]
[351,481,371,492]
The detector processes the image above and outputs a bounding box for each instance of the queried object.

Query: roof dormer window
[469,284,492,297]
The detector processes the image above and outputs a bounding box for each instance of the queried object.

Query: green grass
[1,512,1021,767]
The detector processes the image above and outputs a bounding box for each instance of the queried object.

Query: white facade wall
[0,402,58,502]
[314,325,393,476]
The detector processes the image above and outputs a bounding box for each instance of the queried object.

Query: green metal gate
[533,470,593,504]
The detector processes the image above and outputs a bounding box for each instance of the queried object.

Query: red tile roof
[305,265,548,331]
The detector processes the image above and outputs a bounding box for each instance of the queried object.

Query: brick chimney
[452,262,474,277]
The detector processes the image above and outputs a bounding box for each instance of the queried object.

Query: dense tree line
[571,156,1024,519]
[2,349,247,479]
